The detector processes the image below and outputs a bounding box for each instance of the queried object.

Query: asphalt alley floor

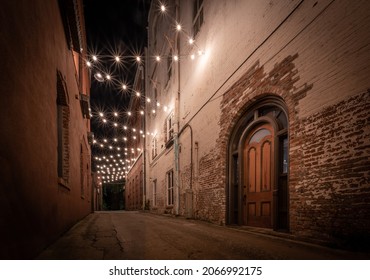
[37,211,370,260]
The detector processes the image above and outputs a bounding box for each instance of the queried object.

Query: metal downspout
[174,0,181,215]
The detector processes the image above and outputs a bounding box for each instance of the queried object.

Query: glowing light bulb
[157,102,160,107]
[127,111,132,116]
[136,56,141,62]
[152,109,156,114]
[188,38,194,45]
[86,61,92,67]
[140,110,144,115]
[102,119,107,123]
[92,55,97,61]
[103,139,107,143]
[122,84,127,90]
[191,54,195,60]
[132,128,136,132]
[114,138,118,142]
[160,4,166,12]
[147,98,151,103]
[174,55,179,61]
[113,123,118,127]
[156,56,161,62]
[176,24,182,31]
[164,106,168,112]
[114,112,118,117]
[115,56,120,62]
[99,112,104,117]
[136,91,141,97]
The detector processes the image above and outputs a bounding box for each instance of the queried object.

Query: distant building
[145,0,370,249]
[0,0,92,258]
[125,65,146,210]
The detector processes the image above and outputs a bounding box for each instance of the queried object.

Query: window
[192,0,204,37]
[152,179,157,207]
[80,141,89,198]
[167,170,174,206]
[57,71,70,187]
[165,112,174,144]
[151,136,158,159]
[80,144,85,197]
[167,50,173,82]
[57,0,82,52]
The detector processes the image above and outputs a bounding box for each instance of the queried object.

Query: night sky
[84,0,151,170]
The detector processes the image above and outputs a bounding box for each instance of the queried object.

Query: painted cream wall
[146,0,370,245]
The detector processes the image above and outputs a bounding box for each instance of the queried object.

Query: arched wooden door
[243,124,274,228]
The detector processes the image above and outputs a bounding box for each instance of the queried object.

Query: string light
[89,2,208,184]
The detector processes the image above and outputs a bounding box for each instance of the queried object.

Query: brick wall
[290,90,370,248]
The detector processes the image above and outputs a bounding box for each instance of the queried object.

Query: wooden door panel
[261,141,271,191]
[261,202,271,216]
[244,124,274,228]
[248,147,256,192]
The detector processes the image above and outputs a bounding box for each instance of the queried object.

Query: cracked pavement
[37,211,370,260]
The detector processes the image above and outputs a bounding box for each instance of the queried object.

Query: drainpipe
[178,124,193,218]
[179,124,193,190]
[174,0,181,215]
[140,61,146,210]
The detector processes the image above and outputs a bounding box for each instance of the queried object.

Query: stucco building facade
[145,0,370,249]
[0,0,92,258]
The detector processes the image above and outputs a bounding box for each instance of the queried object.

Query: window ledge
[165,138,174,148]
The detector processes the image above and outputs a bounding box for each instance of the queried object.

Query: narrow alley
[37,211,369,260]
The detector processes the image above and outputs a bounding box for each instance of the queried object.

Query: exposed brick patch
[195,149,226,224]
[192,54,309,226]
[290,90,370,249]
[196,53,370,249]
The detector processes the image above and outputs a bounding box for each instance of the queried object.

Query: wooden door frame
[237,116,279,228]
[226,97,289,230]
